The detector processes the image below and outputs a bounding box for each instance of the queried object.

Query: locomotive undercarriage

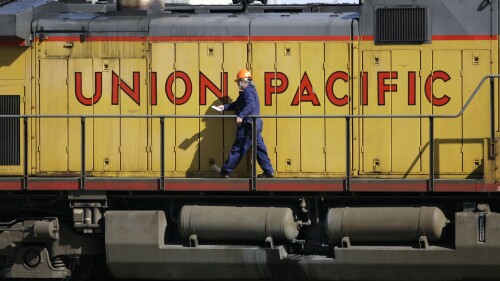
[0,191,499,280]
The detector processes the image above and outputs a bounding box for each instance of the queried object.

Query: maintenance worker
[212,69,275,178]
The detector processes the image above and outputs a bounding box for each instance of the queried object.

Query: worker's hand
[236,117,243,126]
[217,105,224,111]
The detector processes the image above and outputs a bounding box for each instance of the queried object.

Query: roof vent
[375,7,429,44]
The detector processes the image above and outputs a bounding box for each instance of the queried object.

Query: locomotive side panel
[432,49,463,174]
[301,42,326,173]
[390,50,421,174]
[325,42,350,175]
[151,42,176,173]
[68,58,94,172]
[222,42,250,173]
[251,41,277,174]
[358,0,498,180]
[0,46,28,176]
[462,49,490,175]
[93,58,121,173]
[199,41,225,173]
[37,58,69,173]
[360,50,391,174]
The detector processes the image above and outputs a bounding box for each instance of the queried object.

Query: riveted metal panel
[199,42,224,173]
[0,47,25,80]
[68,58,94,172]
[88,18,148,60]
[251,43,276,175]
[432,50,462,174]
[93,59,120,172]
[38,58,68,172]
[149,15,251,38]
[88,16,150,33]
[120,59,147,172]
[325,42,349,174]
[175,43,199,174]
[300,42,325,173]
[151,43,175,173]
[250,13,351,37]
[462,50,489,175]
[361,51,391,173]
[276,42,300,173]
[391,50,421,173]
[223,43,248,173]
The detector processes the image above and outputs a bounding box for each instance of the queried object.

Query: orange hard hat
[235,69,252,82]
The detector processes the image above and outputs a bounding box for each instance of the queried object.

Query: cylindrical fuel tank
[179,205,299,242]
[325,206,447,243]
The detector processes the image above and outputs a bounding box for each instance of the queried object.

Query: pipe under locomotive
[1,0,500,280]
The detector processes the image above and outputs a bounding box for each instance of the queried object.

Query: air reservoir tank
[179,205,299,242]
[325,206,448,243]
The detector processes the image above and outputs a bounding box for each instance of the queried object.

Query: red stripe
[485,184,500,192]
[151,36,248,42]
[251,35,350,41]
[0,181,22,191]
[166,181,249,191]
[350,182,427,192]
[361,35,374,41]
[434,182,481,192]
[29,181,79,191]
[86,181,158,191]
[257,182,344,192]
[0,178,493,192]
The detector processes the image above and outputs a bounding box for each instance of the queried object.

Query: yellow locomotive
[0,0,500,280]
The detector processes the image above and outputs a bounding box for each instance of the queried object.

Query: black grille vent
[376,7,428,44]
[0,96,20,166]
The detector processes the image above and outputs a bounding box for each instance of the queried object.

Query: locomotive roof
[2,0,498,45]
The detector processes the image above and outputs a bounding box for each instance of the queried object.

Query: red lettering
[112,71,141,105]
[151,72,157,105]
[199,71,228,105]
[362,72,368,105]
[326,71,349,106]
[377,72,397,105]
[408,71,416,105]
[264,72,288,106]
[291,72,320,106]
[75,72,102,106]
[425,71,451,106]
[166,71,192,105]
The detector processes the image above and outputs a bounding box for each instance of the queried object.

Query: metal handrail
[0,74,498,191]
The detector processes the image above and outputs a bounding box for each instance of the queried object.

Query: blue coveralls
[221,85,274,175]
